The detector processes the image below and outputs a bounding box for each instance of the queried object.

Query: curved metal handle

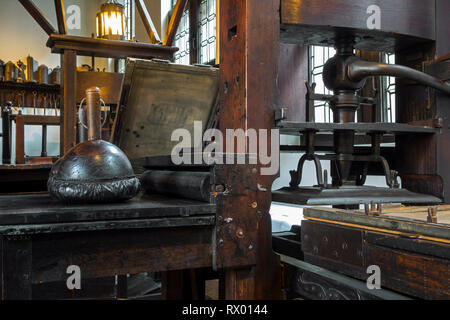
[78,98,108,129]
[348,60,450,95]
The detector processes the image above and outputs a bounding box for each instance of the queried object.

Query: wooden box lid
[112,59,219,163]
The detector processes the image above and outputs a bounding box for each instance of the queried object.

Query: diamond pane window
[199,0,216,64]
[173,6,190,65]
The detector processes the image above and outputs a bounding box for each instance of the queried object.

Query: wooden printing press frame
[274,0,450,301]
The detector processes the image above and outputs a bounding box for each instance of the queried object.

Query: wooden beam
[47,34,177,60]
[18,0,57,36]
[163,0,188,46]
[135,0,161,44]
[189,0,199,64]
[54,0,67,35]
[62,50,77,155]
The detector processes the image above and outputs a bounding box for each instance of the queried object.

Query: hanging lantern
[96,0,127,40]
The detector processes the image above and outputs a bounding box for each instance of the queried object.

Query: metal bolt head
[236,228,245,239]
[215,185,225,193]
[251,202,258,209]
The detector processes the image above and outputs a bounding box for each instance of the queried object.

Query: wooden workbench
[0,193,216,300]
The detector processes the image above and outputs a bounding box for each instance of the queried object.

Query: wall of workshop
[0,0,109,70]
[0,0,109,162]
[134,0,172,44]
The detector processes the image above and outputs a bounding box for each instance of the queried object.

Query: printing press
[0,0,449,300]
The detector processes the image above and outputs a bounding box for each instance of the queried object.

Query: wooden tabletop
[0,193,216,235]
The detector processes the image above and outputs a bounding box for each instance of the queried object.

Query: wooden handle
[85,87,101,141]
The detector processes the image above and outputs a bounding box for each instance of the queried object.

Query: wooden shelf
[47,34,178,60]
[0,81,60,93]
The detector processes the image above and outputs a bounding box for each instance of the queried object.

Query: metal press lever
[348,60,450,95]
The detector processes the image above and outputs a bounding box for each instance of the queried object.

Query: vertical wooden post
[221,268,255,300]
[189,0,199,65]
[61,50,77,155]
[218,0,282,299]
[161,270,185,300]
[15,115,25,164]
[116,275,128,299]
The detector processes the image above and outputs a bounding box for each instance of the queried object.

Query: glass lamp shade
[96,1,127,40]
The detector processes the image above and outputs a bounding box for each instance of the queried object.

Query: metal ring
[78,98,108,130]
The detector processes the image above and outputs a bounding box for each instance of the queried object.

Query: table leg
[15,115,25,164]
[117,275,128,299]
[1,236,33,300]
[220,267,255,300]
[161,270,185,300]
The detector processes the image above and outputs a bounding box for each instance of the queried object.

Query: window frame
[172,0,217,66]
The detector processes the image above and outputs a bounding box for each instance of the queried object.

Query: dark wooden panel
[394,39,441,199]
[278,44,308,122]
[436,0,450,56]
[2,237,33,299]
[31,227,213,284]
[76,71,124,105]
[400,174,444,200]
[365,232,450,260]
[32,277,116,300]
[272,232,303,260]
[365,244,450,299]
[0,216,215,236]
[301,220,364,268]
[281,0,435,40]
